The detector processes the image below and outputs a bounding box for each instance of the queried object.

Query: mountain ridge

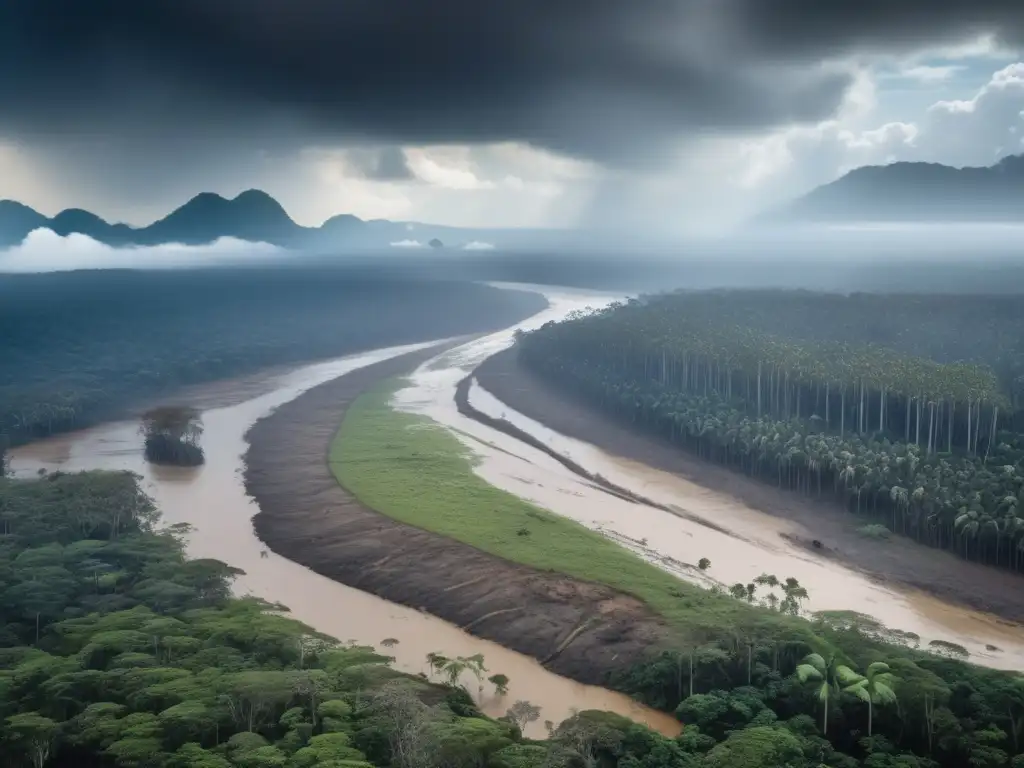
[762,153,1024,225]
[0,188,563,250]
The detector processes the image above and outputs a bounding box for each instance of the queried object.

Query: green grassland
[330,381,808,646]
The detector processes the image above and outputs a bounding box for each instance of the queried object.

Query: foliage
[0,269,546,446]
[1,469,640,768]
[517,290,1024,572]
[333,382,821,651]
[335,379,1024,767]
[140,406,205,467]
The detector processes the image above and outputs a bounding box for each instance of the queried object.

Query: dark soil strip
[474,347,1024,625]
[454,374,738,538]
[244,344,669,688]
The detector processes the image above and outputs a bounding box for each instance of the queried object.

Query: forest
[6,470,1024,765]
[0,267,545,446]
[516,290,1024,571]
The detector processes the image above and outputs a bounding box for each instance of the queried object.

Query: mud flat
[243,347,679,722]
[473,346,1024,626]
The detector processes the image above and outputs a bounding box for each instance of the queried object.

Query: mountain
[0,201,49,246]
[763,154,1024,225]
[0,189,573,251]
[141,190,302,245]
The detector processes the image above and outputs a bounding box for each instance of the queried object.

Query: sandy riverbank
[243,345,672,690]
[473,346,1024,627]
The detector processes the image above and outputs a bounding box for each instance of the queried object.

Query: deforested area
[516,290,1024,573]
[0,266,546,445]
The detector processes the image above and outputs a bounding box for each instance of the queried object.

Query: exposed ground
[474,347,1024,625]
[244,345,670,688]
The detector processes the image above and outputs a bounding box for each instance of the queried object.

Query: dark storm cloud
[0,1,1021,166]
[345,148,416,181]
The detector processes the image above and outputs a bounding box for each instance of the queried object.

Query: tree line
[6,470,1024,765]
[516,291,1024,572]
[0,268,545,446]
[0,469,677,768]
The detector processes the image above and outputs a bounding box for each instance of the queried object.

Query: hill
[0,189,568,250]
[763,153,1024,224]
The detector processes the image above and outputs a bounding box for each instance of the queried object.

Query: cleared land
[474,346,1024,624]
[332,382,774,638]
[244,346,673,688]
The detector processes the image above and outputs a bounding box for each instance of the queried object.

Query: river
[13,279,1024,739]
[394,285,1024,671]
[9,336,678,738]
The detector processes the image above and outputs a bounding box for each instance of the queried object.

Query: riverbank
[1,270,546,446]
[474,346,1024,625]
[243,346,678,694]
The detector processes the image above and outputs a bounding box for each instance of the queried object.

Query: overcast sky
[1,1,1023,235]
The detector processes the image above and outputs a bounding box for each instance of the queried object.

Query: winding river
[12,281,1024,741]
[10,335,677,738]
[394,285,1024,671]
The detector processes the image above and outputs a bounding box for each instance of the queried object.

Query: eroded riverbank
[468,345,1024,665]
[243,345,680,735]
[11,337,678,737]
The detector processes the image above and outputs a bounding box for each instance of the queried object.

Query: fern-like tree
[844,661,898,736]
[796,652,863,734]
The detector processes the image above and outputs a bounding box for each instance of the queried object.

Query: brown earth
[244,344,670,688]
[473,347,1024,626]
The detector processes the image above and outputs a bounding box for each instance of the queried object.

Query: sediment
[244,344,670,688]
[473,346,1024,625]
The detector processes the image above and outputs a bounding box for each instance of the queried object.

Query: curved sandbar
[244,345,671,690]
[473,346,1024,626]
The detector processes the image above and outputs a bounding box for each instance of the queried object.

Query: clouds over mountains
[1,1,1024,231]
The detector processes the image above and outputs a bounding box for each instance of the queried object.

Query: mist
[3,221,1024,299]
[0,227,283,273]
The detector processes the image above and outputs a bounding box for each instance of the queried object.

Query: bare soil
[244,344,670,688]
[474,347,1024,625]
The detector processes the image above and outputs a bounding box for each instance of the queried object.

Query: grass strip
[330,380,802,642]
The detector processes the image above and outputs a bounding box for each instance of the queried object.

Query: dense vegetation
[0,267,545,446]
[1,470,706,768]
[336,380,1024,767]
[140,407,205,467]
[517,291,1024,571]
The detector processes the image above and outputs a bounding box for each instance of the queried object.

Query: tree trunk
[688,652,694,698]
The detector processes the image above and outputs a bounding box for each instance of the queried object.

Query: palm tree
[425,652,449,680]
[796,652,862,734]
[518,290,1024,574]
[844,661,898,736]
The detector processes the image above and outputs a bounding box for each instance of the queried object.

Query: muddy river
[10,337,677,738]
[394,285,1024,671]
[13,280,1024,740]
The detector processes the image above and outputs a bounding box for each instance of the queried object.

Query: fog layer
[0,228,282,273]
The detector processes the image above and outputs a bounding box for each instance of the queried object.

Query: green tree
[703,725,804,768]
[844,661,898,736]
[796,652,862,734]
[488,673,510,696]
[5,712,59,768]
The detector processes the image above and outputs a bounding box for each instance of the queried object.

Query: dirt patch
[244,345,670,688]
[474,347,1024,626]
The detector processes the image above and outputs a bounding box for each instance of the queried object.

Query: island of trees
[517,290,1024,574]
[140,406,205,466]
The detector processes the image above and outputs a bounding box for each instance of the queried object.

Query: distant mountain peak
[761,153,1024,225]
[0,189,523,250]
[233,188,278,203]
